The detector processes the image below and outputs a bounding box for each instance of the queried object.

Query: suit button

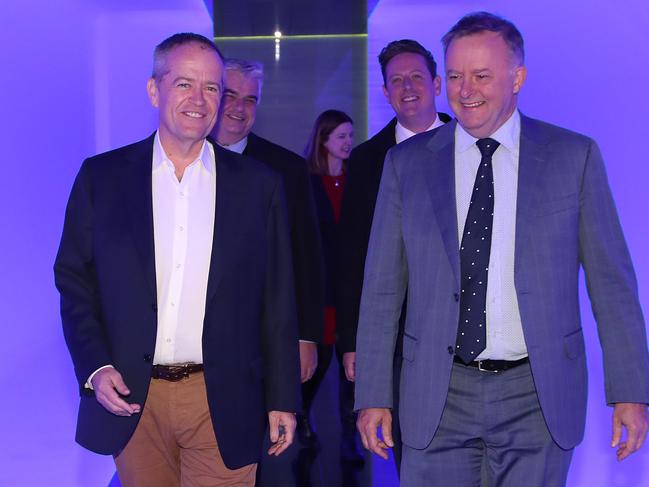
[151,303,157,312]
[143,354,152,363]
[453,293,459,302]
[447,346,454,355]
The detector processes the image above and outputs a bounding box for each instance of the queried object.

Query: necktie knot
[476,138,500,158]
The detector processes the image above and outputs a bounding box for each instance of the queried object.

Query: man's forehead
[386,53,427,74]
[224,71,260,95]
[446,31,507,56]
[165,43,222,69]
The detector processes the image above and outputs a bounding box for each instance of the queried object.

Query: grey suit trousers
[401,362,573,487]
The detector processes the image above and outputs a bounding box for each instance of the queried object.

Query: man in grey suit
[355,12,649,486]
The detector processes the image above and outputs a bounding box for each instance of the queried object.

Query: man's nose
[190,86,206,105]
[460,78,474,98]
[228,96,245,111]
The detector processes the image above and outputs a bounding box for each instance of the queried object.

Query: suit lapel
[205,143,236,303]
[424,121,460,286]
[124,135,157,298]
[515,115,550,273]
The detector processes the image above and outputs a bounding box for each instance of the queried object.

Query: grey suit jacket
[354,114,649,450]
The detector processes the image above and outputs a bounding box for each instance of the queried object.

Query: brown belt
[151,363,204,381]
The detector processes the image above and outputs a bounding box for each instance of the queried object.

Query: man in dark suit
[355,13,649,486]
[337,39,450,469]
[54,33,300,487]
[338,39,451,366]
[211,59,324,386]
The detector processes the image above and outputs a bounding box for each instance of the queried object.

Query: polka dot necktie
[455,138,500,364]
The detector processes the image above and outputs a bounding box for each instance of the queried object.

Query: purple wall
[368,0,649,485]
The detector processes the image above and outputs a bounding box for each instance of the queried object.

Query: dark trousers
[302,344,356,439]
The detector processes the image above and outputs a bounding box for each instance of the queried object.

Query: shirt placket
[164,167,190,363]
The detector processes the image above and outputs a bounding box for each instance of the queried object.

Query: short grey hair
[152,33,223,80]
[442,12,525,65]
[224,58,264,101]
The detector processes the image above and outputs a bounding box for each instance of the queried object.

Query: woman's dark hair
[304,110,353,175]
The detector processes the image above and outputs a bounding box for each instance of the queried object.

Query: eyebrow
[172,76,220,87]
[224,88,258,101]
[171,76,193,84]
[446,68,491,74]
[390,69,424,77]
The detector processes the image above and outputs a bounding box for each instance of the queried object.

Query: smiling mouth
[184,111,205,118]
[462,101,485,108]
[225,112,246,122]
[402,95,419,102]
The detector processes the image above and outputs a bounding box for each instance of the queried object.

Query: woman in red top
[299,109,363,464]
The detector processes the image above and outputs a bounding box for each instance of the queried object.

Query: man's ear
[513,66,527,94]
[147,78,159,107]
[433,75,441,96]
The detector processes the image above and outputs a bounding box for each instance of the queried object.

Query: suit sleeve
[578,140,649,404]
[354,150,407,410]
[337,151,374,353]
[54,161,112,391]
[262,177,302,412]
[290,160,325,343]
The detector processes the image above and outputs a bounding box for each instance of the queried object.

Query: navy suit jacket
[54,135,301,469]
[354,115,649,450]
[242,132,324,343]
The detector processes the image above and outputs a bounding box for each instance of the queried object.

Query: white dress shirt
[86,134,217,386]
[218,135,248,154]
[454,110,527,361]
[395,114,445,144]
[152,132,216,365]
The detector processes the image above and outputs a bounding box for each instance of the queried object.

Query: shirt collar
[152,131,215,173]
[455,109,520,154]
[216,135,248,154]
[395,114,445,144]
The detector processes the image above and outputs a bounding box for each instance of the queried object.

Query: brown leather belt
[151,363,204,381]
[453,356,528,373]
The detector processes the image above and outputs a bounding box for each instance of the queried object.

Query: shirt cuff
[85,364,114,390]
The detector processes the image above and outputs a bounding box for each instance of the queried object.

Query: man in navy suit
[55,33,300,487]
[211,58,324,386]
[338,40,451,471]
[355,12,649,486]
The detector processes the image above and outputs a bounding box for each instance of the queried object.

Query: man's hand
[299,341,318,383]
[342,352,356,382]
[268,411,296,456]
[357,407,394,460]
[91,367,141,416]
[611,402,649,461]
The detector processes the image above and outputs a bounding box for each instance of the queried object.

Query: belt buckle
[477,360,498,373]
[176,364,191,380]
[161,365,188,381]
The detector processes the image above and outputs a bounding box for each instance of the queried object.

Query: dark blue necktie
[455,138,500,364]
